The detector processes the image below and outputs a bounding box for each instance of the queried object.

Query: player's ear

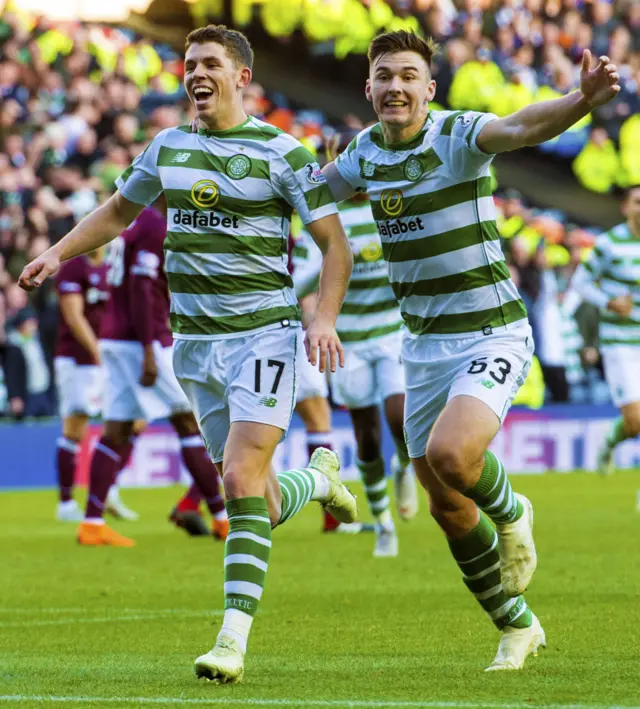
[426,79,436,102]
[365,78,372,103]
[238,66,252,90]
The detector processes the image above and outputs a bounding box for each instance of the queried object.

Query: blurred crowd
[0,4,627,417]
[208,0,639,192]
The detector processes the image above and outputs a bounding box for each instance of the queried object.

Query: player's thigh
[621,401,640,437]
[602,346,640,409]
[228,327,301,441]
[99,341,147,421]
[332,347,378,409]
[173,339,229,465]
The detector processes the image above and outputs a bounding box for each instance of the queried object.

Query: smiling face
[184,41,251,128]
[623,186,640,236]
[366,50,435,136]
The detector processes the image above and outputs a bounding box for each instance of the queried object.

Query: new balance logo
[171,152,191,163]
[476,378,496,390]
[259,397,278,408]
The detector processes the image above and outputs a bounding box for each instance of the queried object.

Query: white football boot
[310,448,358,524]
[486,614,546,671]
[56,499,84,522]
[194,635,245,683]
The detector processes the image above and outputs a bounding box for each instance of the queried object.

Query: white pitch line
[0,696,638,709]
[0,608,217,615]
[0,610,223,628]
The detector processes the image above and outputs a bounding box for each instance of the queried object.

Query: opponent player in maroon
[54,248,109,522]
[77,204,227,547]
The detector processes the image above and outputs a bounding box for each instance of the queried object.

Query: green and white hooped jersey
[335,110,528,338]
[116,117,337,340]
[580,223,640,346]
[292,198,403,345]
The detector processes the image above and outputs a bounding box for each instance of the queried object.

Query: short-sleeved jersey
[116,117,338,340]
[293,198,403,345]
[335,110,527,338]
[100,207,172,346]
[580,222,640,346]
[55,256,109,365]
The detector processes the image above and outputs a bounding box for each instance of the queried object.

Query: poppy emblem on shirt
[191,179,220,208]
[380,189,404,218]
[226,154,252,180]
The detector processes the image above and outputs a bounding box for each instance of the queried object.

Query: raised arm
[476,51,620,154]
[304,213,353,373]
[19,192,143,291]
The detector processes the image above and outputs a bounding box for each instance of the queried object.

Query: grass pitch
[1,471,639,709]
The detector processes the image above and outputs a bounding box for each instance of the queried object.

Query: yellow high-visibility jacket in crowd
[189,0,224,27]
[497,213,526,240]
[572,138,620,194]
[261,0,303,38]
[302,0,345,43]
[448,60,504,112]
[490,82,534,117]
[619,114,640,187]
[512,356,545,409]
[36,29,73,65]
[334,0,376,59]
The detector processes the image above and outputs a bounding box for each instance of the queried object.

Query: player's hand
[140,345,158,387]
[18,250,61,291]
[580,50,621,108]
[304,315,344,374]
[607,294,633,317]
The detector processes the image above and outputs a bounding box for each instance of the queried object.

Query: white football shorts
[173,326,302,463]
[403,324,534,459]
[54,357,103,418]
[602,345,640,408]
[100,339,191,422]
[332,332,404,410]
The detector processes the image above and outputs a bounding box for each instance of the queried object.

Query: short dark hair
[185,24,254,70]
[368,31,439,71]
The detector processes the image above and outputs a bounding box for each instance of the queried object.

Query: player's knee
[425,437,472,490]
[623,410,640,438]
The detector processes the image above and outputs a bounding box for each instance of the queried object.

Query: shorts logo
[226,154,251,180]
[476,378,496,390]
[259,396,278,408]
[380,189,404,217]
[359,240,382,262]
[362,161,375,178]
[404,156,423,182]
[191,179,220,208]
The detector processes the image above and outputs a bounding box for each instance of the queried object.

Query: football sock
[178,483,204,512]
[220,496,271,653]
[466,451,523,525]
[357,457,393,529]
[605,417,631,452]
[179,435,226,518]
[85,438,126,521]
[448,513,532,630]
[277,467,325,525]
[392,433,411,470]
[57,437,79,503]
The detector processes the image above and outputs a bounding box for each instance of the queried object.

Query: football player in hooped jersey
[19,25,355,683]
[323,30,621,670]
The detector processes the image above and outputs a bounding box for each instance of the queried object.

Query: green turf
[1,472,639,709]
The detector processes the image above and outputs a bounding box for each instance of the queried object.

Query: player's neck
[197,109,249,134]
[380,113,428,148]
[628,219,640,239]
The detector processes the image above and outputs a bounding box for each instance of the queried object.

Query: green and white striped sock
[277,468,327,526]
[357,457,393,528]
[449,514,532,631]
[220,496,272,652]
[466,451,523,525]
[605,417,631,452]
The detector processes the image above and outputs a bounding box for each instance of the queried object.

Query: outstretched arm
[19,191,143,290]
[477,51,620,154]
[322,161,358,202]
